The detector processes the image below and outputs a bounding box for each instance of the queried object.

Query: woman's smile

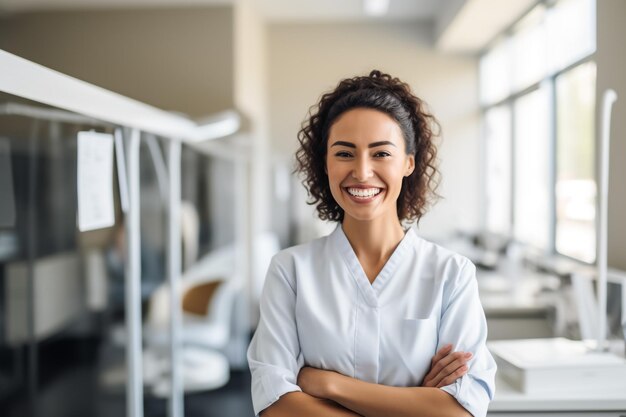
[343,186,384,203]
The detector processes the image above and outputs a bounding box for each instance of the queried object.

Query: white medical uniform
[247,225,496,417]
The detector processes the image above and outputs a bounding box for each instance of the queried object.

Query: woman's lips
[343,186,384,203]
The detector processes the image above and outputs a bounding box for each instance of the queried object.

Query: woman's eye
[374,151,391,158]
[335,151,352,158]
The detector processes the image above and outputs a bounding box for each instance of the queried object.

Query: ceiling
[257,0,441,22]
[0,0,442,21]
[0,0,537,53]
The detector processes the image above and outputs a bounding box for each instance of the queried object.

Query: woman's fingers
[436,364,469,388]
[431,352,472,386]
[424,348,459,385]
[427,350,467,379]
[423,345,453,384]
[423,350,472,387]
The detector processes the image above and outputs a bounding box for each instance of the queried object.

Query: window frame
[478,0,597,264]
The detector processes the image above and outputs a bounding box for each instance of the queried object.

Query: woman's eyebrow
[368,140,396,148]
[330,140,396,148]
[330,140,356,148]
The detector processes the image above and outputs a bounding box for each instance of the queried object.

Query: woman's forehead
[328,108,403,146]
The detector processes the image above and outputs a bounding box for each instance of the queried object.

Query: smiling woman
[247,70,497,417]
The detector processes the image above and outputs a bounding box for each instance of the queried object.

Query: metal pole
[114,128,130,214]
[622,282,626,355]
[597,89,617,351]
[124,128,144,417]
[234,157,248,287]
[234,156,251,366]
[27,121,39,417]
[167,139,183,417]
[146,134,170,205]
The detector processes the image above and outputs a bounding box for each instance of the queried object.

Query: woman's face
[326,108,415,224]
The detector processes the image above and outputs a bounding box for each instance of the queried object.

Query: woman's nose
[352,158,373,181]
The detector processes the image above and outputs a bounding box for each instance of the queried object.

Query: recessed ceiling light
[363,0,390,16]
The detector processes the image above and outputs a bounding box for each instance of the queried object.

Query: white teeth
[347,187,382,198]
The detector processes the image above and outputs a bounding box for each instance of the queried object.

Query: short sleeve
[437,259,497,417]
[247,256,304,416]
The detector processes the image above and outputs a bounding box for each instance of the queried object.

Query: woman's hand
[421,344,472,388]
[297,366,341,399]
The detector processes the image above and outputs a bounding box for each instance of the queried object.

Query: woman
[247,70,496,417]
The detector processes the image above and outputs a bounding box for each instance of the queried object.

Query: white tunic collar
[330,224,418,307]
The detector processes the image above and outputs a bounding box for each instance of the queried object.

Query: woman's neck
[341,215,406,265]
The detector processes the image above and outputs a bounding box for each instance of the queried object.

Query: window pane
[555,61,596,262]
[484,105,512,235]
[547,0,596,73]
[513,86,551,249]
[511,5,548,92]
[479,39,511,105]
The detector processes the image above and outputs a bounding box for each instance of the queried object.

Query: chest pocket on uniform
[398,317,437,349]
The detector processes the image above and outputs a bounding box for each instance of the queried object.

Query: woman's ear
[405,155,415,177]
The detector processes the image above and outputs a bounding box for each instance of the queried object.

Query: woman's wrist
[325,371,349,402]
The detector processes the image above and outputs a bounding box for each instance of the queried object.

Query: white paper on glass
[0,138,16,228]
[77,131,115,232]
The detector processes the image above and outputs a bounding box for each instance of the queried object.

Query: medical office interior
[0,0,625,416]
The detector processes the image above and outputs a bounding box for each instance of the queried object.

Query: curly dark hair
[295,69,441,224]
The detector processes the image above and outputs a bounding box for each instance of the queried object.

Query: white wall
[0,7,235,118]
[267,21,481,240]
[234,0,270,238]
[233,0,271,338]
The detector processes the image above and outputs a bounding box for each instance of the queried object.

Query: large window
[481,0,596,262]
[513,85,552,250]
[555,61,597,262]
[484,105,512,235]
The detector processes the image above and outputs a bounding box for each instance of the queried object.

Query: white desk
[488,374,626,416]
[488,341,626,417]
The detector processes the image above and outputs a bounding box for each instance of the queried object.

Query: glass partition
[0,94,142,417]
